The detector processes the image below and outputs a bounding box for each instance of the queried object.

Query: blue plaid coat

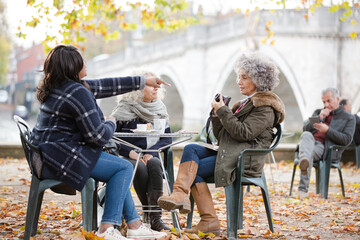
[31,76,145,191]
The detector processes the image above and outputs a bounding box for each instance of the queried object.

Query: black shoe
[148,190,171,231]
[150,214,171,231]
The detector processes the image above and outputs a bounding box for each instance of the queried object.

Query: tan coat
[211,92,285,187]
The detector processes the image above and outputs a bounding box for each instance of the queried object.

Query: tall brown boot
[157,161,198,214]
[185,182,220,236]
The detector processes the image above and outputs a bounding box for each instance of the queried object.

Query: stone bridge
[87,8,360,132]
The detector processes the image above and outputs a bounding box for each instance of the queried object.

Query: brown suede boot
[157,161,198,214]
[185,182,221,236]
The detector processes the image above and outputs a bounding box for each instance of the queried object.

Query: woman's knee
[183,144,198,153]
[181,144,200,163]
[147,157,161,168]
[122,159,134,173]
[136,162,147,177]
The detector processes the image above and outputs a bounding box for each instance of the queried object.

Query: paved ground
[0,157,359,239]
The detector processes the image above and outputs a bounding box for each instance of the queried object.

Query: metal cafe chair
[13,115,98,239]
[186,123,282,239]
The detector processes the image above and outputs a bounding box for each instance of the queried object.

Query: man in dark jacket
[340,98,360,145]
[297,88,355,198]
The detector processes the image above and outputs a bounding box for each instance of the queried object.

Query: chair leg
[238,186,244,229]
[31,191,45,236]
[260,174,274,233]
[318,161,326,198]
[322,160,332,199]
[24,176,41,240]
[289,161,298,196]
[337,167,345,197]
[81,178,97,231]
[98,184,106,207]
[355,145,360,169]
[225,183,238,240]
[186,194,194,229]
[315,166,321,194]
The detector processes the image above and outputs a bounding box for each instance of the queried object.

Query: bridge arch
[156,64,185,129]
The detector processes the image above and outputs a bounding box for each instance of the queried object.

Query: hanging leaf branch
[19,0,198,51]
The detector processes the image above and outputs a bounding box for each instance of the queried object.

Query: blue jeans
[90,152,141,225]
[42,151,141,226]
[180,144,217,185]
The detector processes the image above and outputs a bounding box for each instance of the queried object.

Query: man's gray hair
[234,52,280,92]
[322,87,339,99]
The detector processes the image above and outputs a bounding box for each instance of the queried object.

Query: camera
[214,93,231,106]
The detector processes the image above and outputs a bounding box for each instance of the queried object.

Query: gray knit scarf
[110,99,169,124]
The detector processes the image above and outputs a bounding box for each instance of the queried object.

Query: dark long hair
[36,45,85,103]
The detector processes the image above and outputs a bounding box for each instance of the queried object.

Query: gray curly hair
[116,70,165,102]
[234,52,280,92]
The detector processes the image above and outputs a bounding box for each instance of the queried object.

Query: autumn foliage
[17,0,359,51]
[0,158,359,239]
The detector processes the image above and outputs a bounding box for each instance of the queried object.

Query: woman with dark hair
[158,52,285,235]
[30,45,168,240]
[111,70,171,231]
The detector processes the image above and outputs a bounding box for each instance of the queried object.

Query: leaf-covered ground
[0,158,359,239]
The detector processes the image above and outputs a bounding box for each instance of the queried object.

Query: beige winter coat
[211,92,285,187]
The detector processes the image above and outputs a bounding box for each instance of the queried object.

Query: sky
[4,0,337,48]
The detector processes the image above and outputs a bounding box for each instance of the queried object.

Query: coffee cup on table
[137,124,147,131]
[154,119,166,133]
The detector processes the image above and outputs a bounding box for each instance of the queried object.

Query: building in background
[6,43,45,112]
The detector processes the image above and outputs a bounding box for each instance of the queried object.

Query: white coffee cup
[154,119,166,133]
[137,124,147,131]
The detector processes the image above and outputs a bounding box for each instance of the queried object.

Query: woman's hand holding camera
[211,94,225,116]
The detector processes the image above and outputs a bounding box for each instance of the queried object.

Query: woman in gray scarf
[111,71,171,231]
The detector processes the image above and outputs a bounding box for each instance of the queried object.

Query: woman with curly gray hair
[158,52,285,235]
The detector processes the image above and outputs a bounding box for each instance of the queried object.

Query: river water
[0,103,36,144]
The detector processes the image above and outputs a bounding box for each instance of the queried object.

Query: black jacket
[354,114,360,145]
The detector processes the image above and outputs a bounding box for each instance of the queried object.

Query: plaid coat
[31,76,145,191]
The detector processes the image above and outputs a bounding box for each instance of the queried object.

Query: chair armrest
[236,148,273,177]
[328,144,347,151]
[240,148,273,157]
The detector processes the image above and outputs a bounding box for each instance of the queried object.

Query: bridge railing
[87,8,360,75]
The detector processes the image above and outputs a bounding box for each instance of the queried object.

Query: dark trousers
[127,157,163,196]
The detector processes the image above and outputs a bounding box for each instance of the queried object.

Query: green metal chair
[289,144,346,199]
[350,141,360,169]
[13,115,98,239]
[186,123,282,240]
[355,143,360,169]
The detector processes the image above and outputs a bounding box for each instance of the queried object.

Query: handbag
[104,138,120,156]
